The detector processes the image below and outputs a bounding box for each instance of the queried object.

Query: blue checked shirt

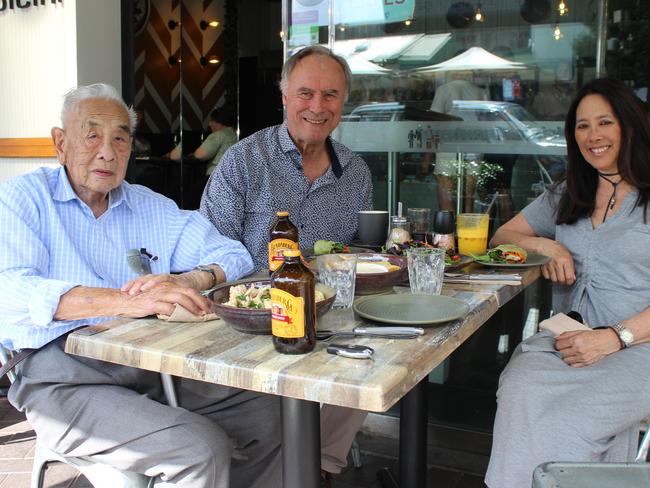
[0,166,253,350]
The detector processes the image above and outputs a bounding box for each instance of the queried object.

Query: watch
[193,265,217,290]
[610,322,634,348]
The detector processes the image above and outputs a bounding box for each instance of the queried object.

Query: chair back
[0,345,16,383]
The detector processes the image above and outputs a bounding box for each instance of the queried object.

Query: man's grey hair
[61,83,138,134]
[279,45,352,100]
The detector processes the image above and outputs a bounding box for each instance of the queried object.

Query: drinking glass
[317,254,358,308]
[407,247,446,295]
[456,213,489,256]
[407,208,431,242]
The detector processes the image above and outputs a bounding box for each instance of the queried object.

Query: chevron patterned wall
[134,0,226,134]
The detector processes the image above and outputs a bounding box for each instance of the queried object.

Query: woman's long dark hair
[557,78,650,224]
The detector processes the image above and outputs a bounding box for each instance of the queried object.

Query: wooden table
[65,266,540,488]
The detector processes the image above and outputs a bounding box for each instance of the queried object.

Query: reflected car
[342,101,566,210]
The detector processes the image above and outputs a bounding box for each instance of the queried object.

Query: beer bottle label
[270,288,305,338]
[268,238,299,271]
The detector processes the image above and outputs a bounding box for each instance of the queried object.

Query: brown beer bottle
[270,250,316,354]
[268,211,299,273]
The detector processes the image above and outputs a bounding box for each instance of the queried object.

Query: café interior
[1,1,650,487]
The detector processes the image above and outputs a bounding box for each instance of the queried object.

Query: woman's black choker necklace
[598,171,621,223]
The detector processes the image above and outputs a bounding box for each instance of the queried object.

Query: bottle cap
[284,250,301,258]
[276,211,289,217]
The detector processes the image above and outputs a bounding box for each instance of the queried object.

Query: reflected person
[428,74,488,212]
[0,84,280,488]
[169,108,238,177]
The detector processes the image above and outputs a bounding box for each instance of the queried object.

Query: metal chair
[532,462,650,488]
[0,346,179,488]
[635,418,650,462]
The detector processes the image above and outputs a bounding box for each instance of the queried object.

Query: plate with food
[353,294,470,326]
[307,253,407,295]
[352,254,408,295]
[444,253,473,270]
[384,240,470,271]
[304,240,371,257]
[210,278,336,334]
[471,244,550,268]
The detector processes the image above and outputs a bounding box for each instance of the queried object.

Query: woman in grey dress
[485,78,650,488]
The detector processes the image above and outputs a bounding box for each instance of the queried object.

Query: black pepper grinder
[432,210,455,252]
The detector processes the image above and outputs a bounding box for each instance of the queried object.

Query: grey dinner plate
[473,252,550,268]
[353,294,470,326]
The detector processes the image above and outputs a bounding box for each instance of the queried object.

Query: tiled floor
[0,394,485,488]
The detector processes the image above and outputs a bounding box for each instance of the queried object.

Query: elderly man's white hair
[279,45,352,101]
[61,83,138,133]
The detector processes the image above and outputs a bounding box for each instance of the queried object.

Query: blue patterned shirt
[0,166,253,350]
[200,121,373,270]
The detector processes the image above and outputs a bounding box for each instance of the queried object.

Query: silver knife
[316,326,424,340]
[353,326,424,336]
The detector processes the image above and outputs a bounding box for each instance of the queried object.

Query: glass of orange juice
[456,213,489,256]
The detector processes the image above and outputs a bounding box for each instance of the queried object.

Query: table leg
[400,378,428,487]
[281,397,320,488]
[378,378,429,488]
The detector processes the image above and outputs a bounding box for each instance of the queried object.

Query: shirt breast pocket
[243,199,275,230]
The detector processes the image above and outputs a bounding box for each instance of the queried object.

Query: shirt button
[300,225,305,229]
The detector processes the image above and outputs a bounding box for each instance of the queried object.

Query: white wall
[0,1,121,182]
[0,2,78,137]
[76,0,122,90]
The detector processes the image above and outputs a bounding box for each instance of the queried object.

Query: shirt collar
[53,166,131,212]
[278,121,343,179]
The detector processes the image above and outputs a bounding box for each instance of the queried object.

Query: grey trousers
[9,338,281,488]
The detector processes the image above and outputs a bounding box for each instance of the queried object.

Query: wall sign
[0,0,62,12]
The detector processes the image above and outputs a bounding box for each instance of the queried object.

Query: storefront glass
[284,0,606,230]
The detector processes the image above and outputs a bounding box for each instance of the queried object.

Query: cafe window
[282,0,609,227]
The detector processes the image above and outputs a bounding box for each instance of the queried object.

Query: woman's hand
[540,241,576,285]
[555,329,621,367]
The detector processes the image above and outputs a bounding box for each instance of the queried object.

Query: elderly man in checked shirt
[0,84,281,488]
[200,45,373,482]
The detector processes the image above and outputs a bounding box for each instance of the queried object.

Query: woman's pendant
[608,196,616,210]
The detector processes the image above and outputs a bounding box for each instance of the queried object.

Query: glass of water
[317,254,357,308]
[407,247,446,295]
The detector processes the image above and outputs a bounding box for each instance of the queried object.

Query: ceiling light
[558,1,569,16]
[404,19,412,26]
[553,23,563,41]
[474,3,485,22]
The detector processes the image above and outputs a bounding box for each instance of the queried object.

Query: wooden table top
[65,266,540,413]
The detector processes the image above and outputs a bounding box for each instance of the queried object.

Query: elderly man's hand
[555,329,621,367]
[121,273,197,295]
[119,280,211,318]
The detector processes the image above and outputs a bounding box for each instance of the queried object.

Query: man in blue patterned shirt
[0,84,280,488]
[200,46,373,272]
[200,46,372,481]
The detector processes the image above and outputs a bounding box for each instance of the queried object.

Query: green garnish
[313,240,348,255]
